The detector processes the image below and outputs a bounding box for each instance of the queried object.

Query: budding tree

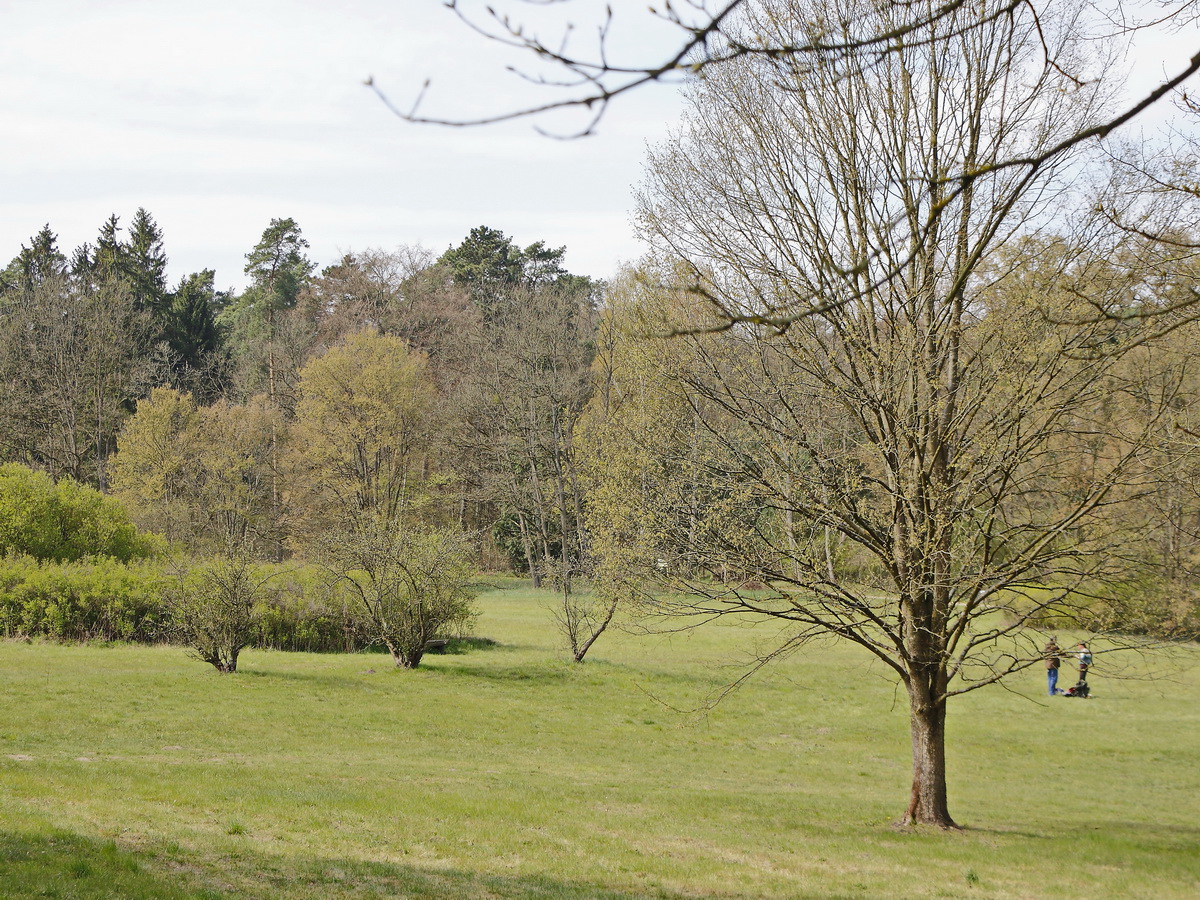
[604,0,1200,827]
[321,519,478,669]
[169,550,275,674]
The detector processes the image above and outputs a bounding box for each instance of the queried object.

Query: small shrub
[169,552,274,673]
[322,520,478,669]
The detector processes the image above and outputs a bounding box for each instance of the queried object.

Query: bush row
[0,555,365,652]
[250,567,362,654]
[0,555,170,642]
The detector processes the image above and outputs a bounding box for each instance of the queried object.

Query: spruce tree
[166,270,225,401]
[92,214,127,284]
[126,208,169,319]
[2,224,68,294]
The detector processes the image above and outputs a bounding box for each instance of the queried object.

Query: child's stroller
[1064,679,1090,698]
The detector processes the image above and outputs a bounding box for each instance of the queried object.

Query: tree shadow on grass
[278,853,695,900]
[962,818,1200,878]
[0,828,221,900]
[0,826,771,900]
[1060,819,1200,854]
[429,655,732,691]
[968,820,1200,841]
[430,659,579,683]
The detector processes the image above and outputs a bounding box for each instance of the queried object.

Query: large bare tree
[592,0,1200,827]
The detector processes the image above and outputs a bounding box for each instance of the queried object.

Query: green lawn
[1,581,1197,899]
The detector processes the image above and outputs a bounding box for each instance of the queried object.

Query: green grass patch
[1,582,1197,898]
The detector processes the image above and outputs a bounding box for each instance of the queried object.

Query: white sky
[1,1,1195,292]
[0,0,691,290]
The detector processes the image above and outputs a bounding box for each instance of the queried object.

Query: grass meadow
[1,579,1197,899]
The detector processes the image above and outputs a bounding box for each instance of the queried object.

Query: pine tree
[243,217,314,315]
[438,225,574,322]
[2,224,68,294]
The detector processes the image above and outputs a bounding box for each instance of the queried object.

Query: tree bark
[389,643,423,669]
[514,510,541,589]
[903,681,956,828]
[571,596,620,663]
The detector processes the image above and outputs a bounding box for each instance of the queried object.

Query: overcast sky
[2,1,1194,292]
[0,0,692,290]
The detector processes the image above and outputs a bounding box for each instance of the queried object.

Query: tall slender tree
[126,207,170,320]
[222,218,315,405]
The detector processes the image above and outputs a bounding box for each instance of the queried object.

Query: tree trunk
[515,510,541,589]
[572,596,620,663]
[389,644,422,669]
[903,685,956,828]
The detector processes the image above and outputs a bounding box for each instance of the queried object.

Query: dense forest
[0,213,594,559]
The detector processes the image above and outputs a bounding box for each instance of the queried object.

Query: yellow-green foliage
[251,564,359,653]
[111,388,280,551]
[0,556,361,652]
[0,464,163,563]
[578,270,762,598]
[579,274,692,599]
[1082,577,1200,640]
[288,329,438,541]
[0,555,171,642]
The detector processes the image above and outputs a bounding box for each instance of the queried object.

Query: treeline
[2,211,1198,657]
[0,214,598,575]
[0,214,615,665]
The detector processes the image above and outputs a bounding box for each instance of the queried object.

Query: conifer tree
[91,214,127,285]
[1,224,67,295]
[126,207,169,319]
[166,270,226,402]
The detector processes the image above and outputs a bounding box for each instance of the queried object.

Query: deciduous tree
[169,549,274,673]
[112,388,281,553]
[321,519,477,669]
[0,274,153,486]
[287,329,439,544]
[603,0,1200,827]
[395,0,1200,148]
